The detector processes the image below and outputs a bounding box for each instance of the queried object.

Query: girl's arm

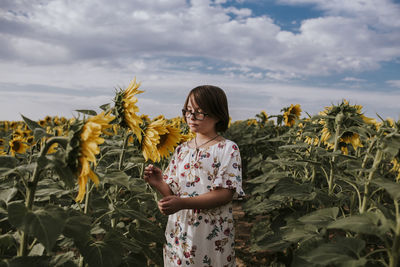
[155,180,174,197]
[158,188,234,215]
[143,164,174,197]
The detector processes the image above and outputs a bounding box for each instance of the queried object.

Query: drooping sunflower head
[113,77,144,142]
[66,112,114,202]
[141,118,168,162]
[318,100,375,148]
[255,110,269,124]
[282,104,302,127]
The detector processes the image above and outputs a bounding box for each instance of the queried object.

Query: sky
[1,0,399,122]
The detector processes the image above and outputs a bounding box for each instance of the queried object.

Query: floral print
[163,139,244,266]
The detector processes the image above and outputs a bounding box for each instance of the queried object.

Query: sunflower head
[113,78,144,142]
[66,112,114,202]
[141,118,168,162]
[9,136,28,156]
[318,100,375,149]
[255,110,269,125]
[282,104,302,127]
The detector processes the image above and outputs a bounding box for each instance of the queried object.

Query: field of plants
[1,78,400,267]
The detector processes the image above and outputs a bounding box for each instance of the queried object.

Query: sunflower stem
[328,120,341,195]
[19,136,68,257]
[360,148,383,214]
[118,132,132,171]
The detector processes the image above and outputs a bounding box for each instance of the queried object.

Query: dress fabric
[162,139,245,267]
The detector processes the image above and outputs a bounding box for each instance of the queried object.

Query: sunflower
[156,124,182,161]
[0,138,5,152]
[391,158,400,180]
[318,100,375,154]
[247,119,258,126]
[9,136,28,156]
[70,112,114,202]
[141,119,168,162]
[283,104,302,127]
[113,78,144,142]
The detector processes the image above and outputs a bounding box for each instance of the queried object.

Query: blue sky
[0,0,399,121]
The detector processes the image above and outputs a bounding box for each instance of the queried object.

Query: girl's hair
[183,85,230,132]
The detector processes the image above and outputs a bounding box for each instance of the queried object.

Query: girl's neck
[195,132,218,142]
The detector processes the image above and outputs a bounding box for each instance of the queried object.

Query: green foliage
[0,116,167,267]
[224,109,400,267]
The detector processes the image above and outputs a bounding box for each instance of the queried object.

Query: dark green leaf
[1,256,50,267]
[62,212,92,243]
[75,110,97,116]
[0,188,18,204]
[21,114,43,131]
[298,207,339,227]
[0,156,18,169]
[49,251,77,267]
[8,203,67,251]
[327,212,388,239]
[78,232,122,267]
[99,103,111,111]
[103,171,130,188]
[373,178,400,200]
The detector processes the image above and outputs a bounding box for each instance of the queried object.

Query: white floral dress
[162,139,245,267]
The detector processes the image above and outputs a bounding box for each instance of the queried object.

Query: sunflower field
[1,78,400,267]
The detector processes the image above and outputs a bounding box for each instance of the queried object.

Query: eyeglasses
[182,109,208,121]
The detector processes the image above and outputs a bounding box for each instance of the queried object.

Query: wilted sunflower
[67,112,114,202]
[283,104,302,127]
[9,136,28,156]
[113,78,144,142]
[318,100,375,154]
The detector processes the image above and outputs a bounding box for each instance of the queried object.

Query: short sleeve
[212,142,245,199]
[162,146,180,195]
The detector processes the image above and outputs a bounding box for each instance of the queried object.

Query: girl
[144,85,245,267]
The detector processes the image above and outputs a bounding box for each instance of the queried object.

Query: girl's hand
[143,164,163,188]
[158,195,184,215]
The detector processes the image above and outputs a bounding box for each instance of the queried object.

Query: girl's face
[185,95,218,136]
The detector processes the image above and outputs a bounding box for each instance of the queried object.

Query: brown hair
[183,85,229,132]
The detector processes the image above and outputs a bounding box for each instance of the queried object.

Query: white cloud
[0,0,399,122]
[386,80,400,88]
[1,0,399,77]
[342,77,366,82]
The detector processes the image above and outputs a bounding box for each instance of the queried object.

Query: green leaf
[298,207,339,227]
[300,245,360,266]
[0,256,51,267]
[21,114,43,131]
[373,178,400,200]
[0,156,18,169]
[99,103,111,111]
[33,128,49,140]
[0,233,17,250]
[49,251,77,267]
[0,188,18,204]
[103,171,130,188]
[8,203,67,251]
[62,211,92,243]
[270,178,316,201]
[78,232,122,267]
[327,212,388,239]
[299,237,366,266]
[75,110,97,116]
